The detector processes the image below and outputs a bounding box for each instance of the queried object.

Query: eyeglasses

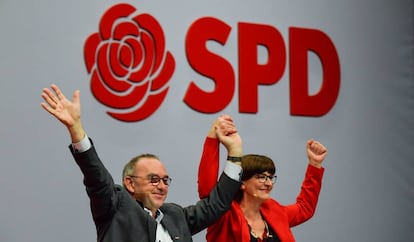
[254,174,277,184]
[130,175,172,186]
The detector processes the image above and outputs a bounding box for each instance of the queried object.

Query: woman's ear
[241,182,246,190]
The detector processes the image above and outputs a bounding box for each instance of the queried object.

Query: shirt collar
[143,207,164,223]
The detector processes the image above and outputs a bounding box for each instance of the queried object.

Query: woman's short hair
[234,154,276,201]
[241,154,276,181]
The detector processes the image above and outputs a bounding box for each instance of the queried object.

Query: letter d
[289,27,340,116]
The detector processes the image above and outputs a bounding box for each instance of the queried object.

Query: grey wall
[0,0,413,241]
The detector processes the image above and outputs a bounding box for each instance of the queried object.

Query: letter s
[184,17,235,113]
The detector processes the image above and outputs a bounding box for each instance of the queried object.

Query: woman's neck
[239,192,263,214]
[239,198,261,220]
[239,197,266,239]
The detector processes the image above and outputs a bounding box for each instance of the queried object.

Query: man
[41,84,243,242]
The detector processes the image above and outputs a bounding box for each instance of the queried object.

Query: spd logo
[84,3,175,122]
[84,3,340,122]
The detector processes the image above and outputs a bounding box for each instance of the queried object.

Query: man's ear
[124,177,135,193]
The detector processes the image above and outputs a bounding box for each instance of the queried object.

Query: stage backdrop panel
[0,0,413,241]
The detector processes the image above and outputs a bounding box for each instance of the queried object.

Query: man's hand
[41,84,85,142]
[215,115,242,157]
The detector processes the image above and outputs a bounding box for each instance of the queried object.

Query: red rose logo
[84,3,175,122]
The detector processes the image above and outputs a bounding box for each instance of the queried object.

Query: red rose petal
[113,21,140,40]
[129,32,154,83]
[91,70,150,109]
[100,3,136,40]
[84,33,101,73]
[107,87,169,122]
[134,13,166,75]
[151,52,175,91]
[110,42,129,77]
[97,43,131,92]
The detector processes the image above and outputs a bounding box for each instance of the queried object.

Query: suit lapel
[147,216,157,242]
[161,214,182,241]
[136,200,158,242]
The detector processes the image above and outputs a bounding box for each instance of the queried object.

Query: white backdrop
[0,0,413,241]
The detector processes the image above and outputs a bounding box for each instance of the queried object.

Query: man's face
[126,158,169,214]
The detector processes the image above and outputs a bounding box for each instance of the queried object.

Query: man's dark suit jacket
[69,140,241,242]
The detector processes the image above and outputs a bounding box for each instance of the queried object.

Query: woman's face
[241,171,275,201]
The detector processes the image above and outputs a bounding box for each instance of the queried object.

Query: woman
[198,115,327,242]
